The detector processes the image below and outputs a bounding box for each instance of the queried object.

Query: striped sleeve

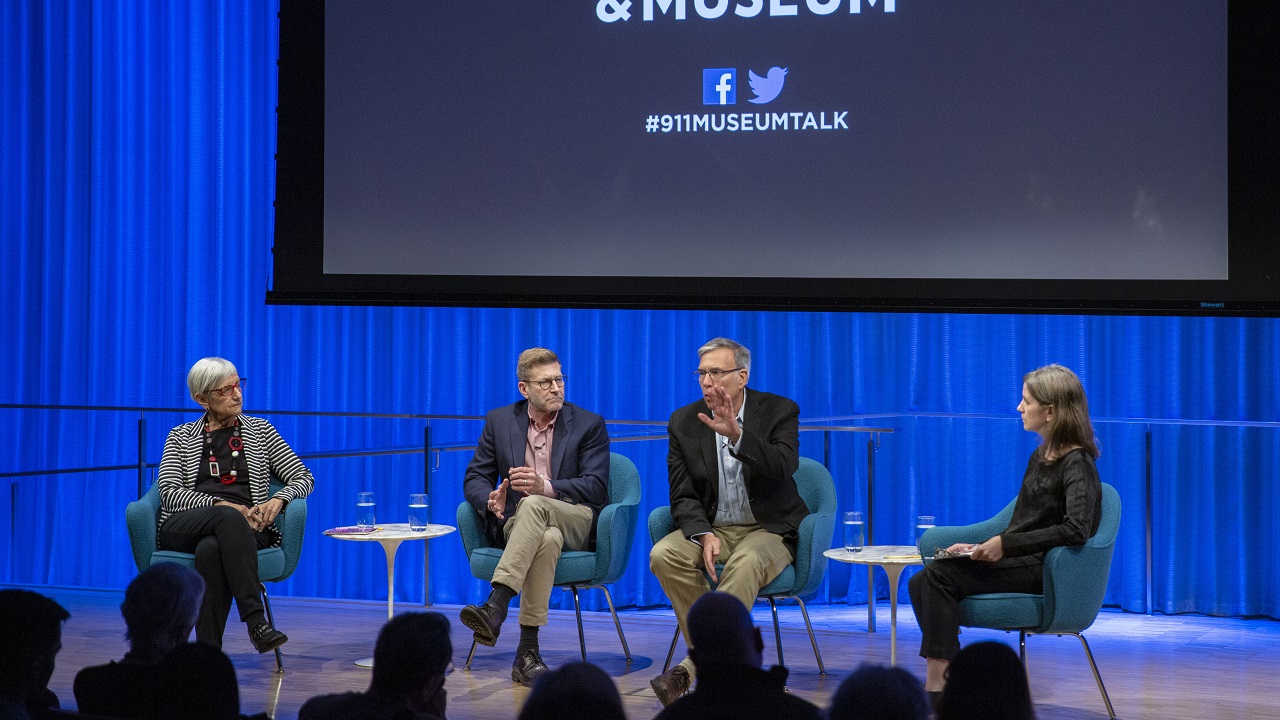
[254,419,315,503]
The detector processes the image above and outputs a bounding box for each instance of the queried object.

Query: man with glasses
[649,337,808,706]
[460,348,610,687]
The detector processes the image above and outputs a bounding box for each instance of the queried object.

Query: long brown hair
[1024,364,1099,462]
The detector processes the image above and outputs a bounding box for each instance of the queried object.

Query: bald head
[687,591,764,668]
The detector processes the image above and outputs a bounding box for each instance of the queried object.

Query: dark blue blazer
[463,400,611,548]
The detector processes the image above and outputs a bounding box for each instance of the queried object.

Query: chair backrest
[269,477,308,582]
[793,457,837,515]
[607,451,641,507]
[1039,482,1120,633]
[125,484,164,572]
[592,452,642,584]
[789,457,837,597]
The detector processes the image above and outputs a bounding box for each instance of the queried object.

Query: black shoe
[459,602,505,647]
[650,665,690,707]
[511,647,548,687]
[248,622,288,654]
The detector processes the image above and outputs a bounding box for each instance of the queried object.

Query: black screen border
[270,1,1279,316]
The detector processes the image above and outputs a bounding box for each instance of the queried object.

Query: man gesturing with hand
[460,348,610,688]
[649,338,809,706]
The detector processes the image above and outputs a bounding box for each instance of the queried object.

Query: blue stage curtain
[3,2,1277,619]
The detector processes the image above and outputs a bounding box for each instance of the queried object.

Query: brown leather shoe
[650,665,690,707]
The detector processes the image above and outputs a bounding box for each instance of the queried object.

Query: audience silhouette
[73,564,205,718]
[299,612,452,720]
[937,641,1037,720]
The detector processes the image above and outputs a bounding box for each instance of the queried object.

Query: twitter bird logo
[748,66,787,104]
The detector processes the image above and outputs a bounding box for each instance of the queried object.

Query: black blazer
[666,389,808,557]
[463,400,611,548]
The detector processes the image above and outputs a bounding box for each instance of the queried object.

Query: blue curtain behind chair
[3,2,1277,619]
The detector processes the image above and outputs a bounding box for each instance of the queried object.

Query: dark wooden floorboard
[30,588,1280,720]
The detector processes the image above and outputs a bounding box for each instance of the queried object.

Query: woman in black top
[907,364,1102,702]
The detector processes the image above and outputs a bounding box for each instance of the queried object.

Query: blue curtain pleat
[2,1,1277,619]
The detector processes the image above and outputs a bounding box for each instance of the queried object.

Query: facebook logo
[702,68,736,106]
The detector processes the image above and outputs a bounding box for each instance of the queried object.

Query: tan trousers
[491,494,594,627]
[649,524,792,673]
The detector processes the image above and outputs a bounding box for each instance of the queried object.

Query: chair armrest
[593,501,638,585]
[276,497,307,581]
[456,501,488,555]
[1039,542,1115,633]
[792,509,835,598]
[125,498,159,573]
[647,506,673,545]
[918,515,1007,565]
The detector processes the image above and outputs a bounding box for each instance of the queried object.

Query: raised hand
[697,385,741,443]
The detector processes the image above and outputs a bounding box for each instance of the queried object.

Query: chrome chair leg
[464,639,478,670]
[260,583,283,673]
[570,586,588,662]
[793,595,826,674]
[663,625,680,673]
[766,596,785,668]
[594,584,632,661]
[1073,632,1117,720]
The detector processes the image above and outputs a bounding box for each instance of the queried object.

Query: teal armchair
[648,456,837,674]
[918,482,1121,719]
[125,478,307,672]
[455,451,641,668]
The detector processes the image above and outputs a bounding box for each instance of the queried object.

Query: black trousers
[907,555,1043,660]
[158,505,274,647]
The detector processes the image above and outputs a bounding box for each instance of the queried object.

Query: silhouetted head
[121,563,206,662]
[687,591,764,668]
[829,663,929,720]
[371,612,453,701]
[0,589,69,704]
[939,641,1036,720]
[519,661,625,720]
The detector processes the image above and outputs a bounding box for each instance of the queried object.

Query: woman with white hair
[155,357,314,653]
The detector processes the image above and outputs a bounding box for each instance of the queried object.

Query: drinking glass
[357,491,376,529]
[843,511,864,553]
[409,493,430,532]
[917,515,936,557]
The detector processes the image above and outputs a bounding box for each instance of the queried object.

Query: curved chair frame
[455,451,641,669]
[649,456,837,674]
[917,482,1121,719]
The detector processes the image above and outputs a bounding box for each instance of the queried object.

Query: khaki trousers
[649,524,792,672]
[492,494,594,627]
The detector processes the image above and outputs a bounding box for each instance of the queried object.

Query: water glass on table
[408,493,430,532]
[357,491,376,530]
[843,511,864,552]
[917,515,936,557]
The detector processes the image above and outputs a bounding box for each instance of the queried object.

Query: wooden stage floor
[29,588,1280,720]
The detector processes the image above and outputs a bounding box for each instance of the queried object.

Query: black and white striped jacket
[157,414,315,546]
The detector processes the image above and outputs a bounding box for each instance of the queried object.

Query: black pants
[907,555,1044,660]
[158,505,274,647]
